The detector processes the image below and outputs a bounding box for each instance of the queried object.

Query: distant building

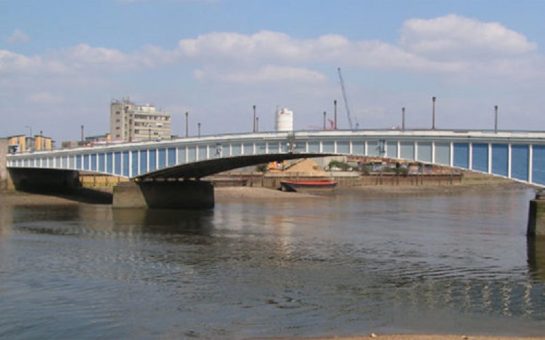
[85,133,111,145]
[7,135,30,153]
[61,141,80,149]
[110,97,171,142]
[34,135,54,151]
[8,134,54,153]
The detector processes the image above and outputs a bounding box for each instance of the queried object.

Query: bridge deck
[6,130,545,187]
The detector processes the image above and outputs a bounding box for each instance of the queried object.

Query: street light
[185,111,189,137]
[432,96,436,130]
[197,122,201,138]
[256,117,259,132]
[333,100,337,130]
[323,111,327,130]
[401,107,406,131]
[252,105,256,133]
[494,105,499,133]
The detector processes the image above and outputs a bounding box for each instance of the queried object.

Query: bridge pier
[113,180,214,209]
[528,190,545,237]
[0,138,14,191]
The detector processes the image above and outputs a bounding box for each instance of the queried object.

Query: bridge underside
[135,153,331,181]
[114,153,332,209]
[8,168,80,192]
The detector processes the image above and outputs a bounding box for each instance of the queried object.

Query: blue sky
[2,0,545,141]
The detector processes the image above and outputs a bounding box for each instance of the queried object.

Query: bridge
[5,129,545,209]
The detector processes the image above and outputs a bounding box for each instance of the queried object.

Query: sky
[2,0,545,141]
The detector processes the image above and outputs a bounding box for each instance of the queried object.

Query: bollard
[528,190,545,237]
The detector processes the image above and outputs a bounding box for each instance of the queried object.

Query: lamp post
[333,100,337,130]
[256,117,259,132]
[252,105,256,133]
[323,111,327,130]
[185,111,189,137]
[402,107,406,131]
[494,105,498,133]
[432,96,436,130]
[198,122,201,138]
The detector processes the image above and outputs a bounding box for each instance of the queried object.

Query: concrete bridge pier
[528,190,545,237]
[113,180,214,209]
[0,138,14,191]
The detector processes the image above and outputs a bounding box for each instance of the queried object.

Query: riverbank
[0,177,533,206]
[0,191,80,206]
[215,186,317,201]
[313,335,545,340]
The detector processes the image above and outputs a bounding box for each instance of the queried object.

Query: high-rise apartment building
[110,97,171,142]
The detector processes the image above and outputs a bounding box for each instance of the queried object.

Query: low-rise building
[8,134,54,153]
[34,135,54,151]
[85,133,111,145]
[7,135,29,153]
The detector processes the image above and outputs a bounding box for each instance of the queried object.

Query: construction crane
[337,67,354,130]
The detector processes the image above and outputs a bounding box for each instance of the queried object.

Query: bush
[255,164,268,173]
[328,160,351,171]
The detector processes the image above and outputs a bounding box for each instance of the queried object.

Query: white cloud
[195,65,326,83]
[2,15,540,81]
[0,49,68,75]
[177,30,466,73]
[28,92,64,104]
[67,44,129,65]
[6,29,30,44]
[400,14,537,61]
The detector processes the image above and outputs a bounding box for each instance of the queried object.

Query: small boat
[280,179,337,192]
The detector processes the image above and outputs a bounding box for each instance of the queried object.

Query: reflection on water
[528,237,545,282]
[1,187,545,338]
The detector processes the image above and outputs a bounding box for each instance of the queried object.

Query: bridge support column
[113,180,214,209]
[528,190,545,237]
[0,138,14,191]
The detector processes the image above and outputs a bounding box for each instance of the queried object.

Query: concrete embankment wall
[208,172,464,190]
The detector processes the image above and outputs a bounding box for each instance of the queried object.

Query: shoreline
[308,335,545,340]
[0,180,534,206]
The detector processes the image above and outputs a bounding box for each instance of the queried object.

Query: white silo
[275,107,294,132]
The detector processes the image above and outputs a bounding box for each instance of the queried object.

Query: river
[0,186,544,338]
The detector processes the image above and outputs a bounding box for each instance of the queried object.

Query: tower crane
[337,67,354,130]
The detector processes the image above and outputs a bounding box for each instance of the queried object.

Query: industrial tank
[275,108,294,132]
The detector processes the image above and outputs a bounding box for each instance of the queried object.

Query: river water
[1,187,545,339]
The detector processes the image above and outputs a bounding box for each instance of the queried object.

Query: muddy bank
[0,179,535,207]
[312,335,545,340]
[0,191,79,206]
[215,186,318,201]
[348,180,531,196]
[0,187,112,206]
[0,187,315,206]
